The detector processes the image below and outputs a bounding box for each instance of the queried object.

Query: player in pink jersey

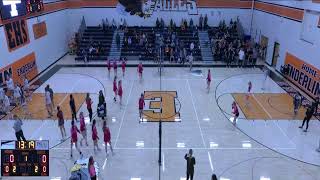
[107,59,111,76]
[139,93,145,120]
[121,58,126,77]
[137,62,143,80]
[232,101,239,125]
[103,121,114,156]
[113,76,118,102]
[118,80,123,105]
[113,60,118,75]
[91,119,100,152]
[79,112,88,146]
[206,69,211,93]
[70,120,82,158]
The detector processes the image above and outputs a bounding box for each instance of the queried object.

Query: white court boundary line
[114,81,134,148]
[187,79,206,148]
[208,151,214,172]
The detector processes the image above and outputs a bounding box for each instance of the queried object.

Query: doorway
[272,42,280,67]
[260,35,268,62]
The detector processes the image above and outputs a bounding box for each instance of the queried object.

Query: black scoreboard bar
[1,140,49,176]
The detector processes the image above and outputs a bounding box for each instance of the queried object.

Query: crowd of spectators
[211,19,258,67]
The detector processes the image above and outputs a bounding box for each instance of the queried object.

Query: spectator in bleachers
[156,18,160,28]
[161,18,165,29]
[199,14,203,30]
[190,18,194,29]
[105,18,109,29]
[128,36,132,47]
[181,19,186,31]
[238,48,245,67]
[190,42,195,54]
[204,14,208,29]
[112,19,117,29]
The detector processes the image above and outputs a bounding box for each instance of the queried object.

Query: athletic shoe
[303,129,307,132]
[316,148,320,152]
[299,126,302,129]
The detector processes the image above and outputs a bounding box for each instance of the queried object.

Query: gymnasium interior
[0,0,320,180]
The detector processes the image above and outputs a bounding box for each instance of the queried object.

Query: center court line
[187,79,206,148]
[162,153,165,172]
[30,79,82,139]
[114,81,134,148]
[207,151,214,172]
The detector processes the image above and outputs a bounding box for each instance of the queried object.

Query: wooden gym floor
[232,93,315,120]
[10,93,86,120]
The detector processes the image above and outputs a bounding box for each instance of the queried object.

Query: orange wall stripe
[197,0,252,8]
[254,1,304,21]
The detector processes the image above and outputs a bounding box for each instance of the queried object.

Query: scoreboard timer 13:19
[1,140,49,176]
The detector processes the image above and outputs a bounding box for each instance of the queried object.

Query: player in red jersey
[121,58,126,77]
[113,60,118,76]
[79,112,88,146]
[118,80,123,105]
[137,62,143,80]
[113,76,118,102]
[206,69,211,93]
[92,119,100,152]
[103,121,114,156]
[139,93,145,120]
[232,101,239,125]
[70,120,82,157]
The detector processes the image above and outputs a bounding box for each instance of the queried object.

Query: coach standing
[13,115,26,141]
[184,149,196,180]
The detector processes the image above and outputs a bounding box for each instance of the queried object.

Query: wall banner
[33,21,47,40]
[285,52,320,98]
[4,18,30,52]
[0,52,38,86]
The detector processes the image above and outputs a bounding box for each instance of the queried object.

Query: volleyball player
[232,101,239,125]
[69,94,77,121]
[103,121,114,156]
[245,81,252,106]
[79,112,88,146]
[92,119,100,152]
[113,76,118,102]
[139,93,145,120]
[45,90,53,118]
[70,120,82,158]
[118,80,123,105]
[121,58,126,77]
[23,76,31,101]
[138,62,143,80]
[13,84,22,106]
[86,93,93,122]
[57,106,66,140]
[206,69,211,93]
[3,94,11,119]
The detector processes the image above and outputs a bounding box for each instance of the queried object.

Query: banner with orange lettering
[0,52,38,86]
[284,52,320,98]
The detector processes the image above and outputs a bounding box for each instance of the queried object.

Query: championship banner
[0,52,38,86]
[284,52,320,98]
[4,19,30,52]
[33,21,47,40]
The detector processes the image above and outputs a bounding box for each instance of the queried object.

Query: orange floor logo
[142,91,181,122]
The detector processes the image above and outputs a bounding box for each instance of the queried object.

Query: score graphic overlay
[1,140,49,176]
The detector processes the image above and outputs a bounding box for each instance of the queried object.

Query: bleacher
[121,27,156,61]
[75,26,114,61]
